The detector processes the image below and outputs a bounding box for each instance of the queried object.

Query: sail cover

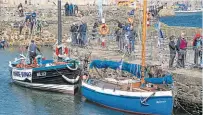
[89,60,173,84]
[89,60,142,78]
[144,74,173,84]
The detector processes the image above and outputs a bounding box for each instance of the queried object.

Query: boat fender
[61,75,80,83]
[66,64,78,71]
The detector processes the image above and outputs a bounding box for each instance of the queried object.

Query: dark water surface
[0,47,188,115]
[160,12,202,28]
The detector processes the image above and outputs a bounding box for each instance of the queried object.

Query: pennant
[118,54,125,70]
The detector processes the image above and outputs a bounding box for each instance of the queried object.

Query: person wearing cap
[26,40,41,64]
[193,33,202,66]
[168,35,176,68]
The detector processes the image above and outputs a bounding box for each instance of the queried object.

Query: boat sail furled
[81,0,174,114]
[9,0,81,94]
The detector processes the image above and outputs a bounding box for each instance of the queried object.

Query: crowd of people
[115,22,138,54]
[18,11,42,36]
[169,33,202,69]
[70,21,88,47]
[64,3,78,16]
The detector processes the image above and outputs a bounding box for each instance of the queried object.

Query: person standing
[75,5,78,15]
[92,22,98,40]
[26,40,41,64]
[70,23,79,45]
[30,20,35,35]
[79,21,87,46]
[193,33,202,66]
[19,21,24,35]
[168,35,176,68]
[64,2,69,16]
[176,33,187,68]
[72,4,75,16]
[36,20,42,36]
[18,3,23,17]
[69,3,73,16]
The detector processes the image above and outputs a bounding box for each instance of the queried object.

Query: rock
[158,8,175,17]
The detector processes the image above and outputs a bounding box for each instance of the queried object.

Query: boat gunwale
[82,81,173,98]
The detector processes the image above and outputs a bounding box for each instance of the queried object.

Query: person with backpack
[176,33,187,68]
[193,33,202,66]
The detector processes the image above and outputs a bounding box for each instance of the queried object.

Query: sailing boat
[9,0,81,94]
[81,0,174,114]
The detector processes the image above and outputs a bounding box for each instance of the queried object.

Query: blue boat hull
[82,83,173,115]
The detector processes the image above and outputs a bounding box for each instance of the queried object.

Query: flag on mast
[118,54,125,70]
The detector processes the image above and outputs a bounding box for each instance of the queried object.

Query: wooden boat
[81,0,174,114]
[8,0,81,95]
[81,60,173,115]
[9,54,81,94]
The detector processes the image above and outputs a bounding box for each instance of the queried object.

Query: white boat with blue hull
[9,54,81,95]
[81,60,174,115]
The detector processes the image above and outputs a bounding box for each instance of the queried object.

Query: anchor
[140,92,156,106]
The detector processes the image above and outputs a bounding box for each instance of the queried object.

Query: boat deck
[87,78,153,92]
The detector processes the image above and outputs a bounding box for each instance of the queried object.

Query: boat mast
[141,0,147,85]
[58,0,62,61]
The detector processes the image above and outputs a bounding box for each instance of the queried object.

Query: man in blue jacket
[26,40,41,64]
[69,3,73,16]
[79,21,87,46]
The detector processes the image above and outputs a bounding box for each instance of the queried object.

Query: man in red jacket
[193,33,202,66]
[176,33,187,68]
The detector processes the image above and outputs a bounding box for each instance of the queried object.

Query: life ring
[99,24,109,35]
[55,45,69,56]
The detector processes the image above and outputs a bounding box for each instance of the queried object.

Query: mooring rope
[175,99,194,115]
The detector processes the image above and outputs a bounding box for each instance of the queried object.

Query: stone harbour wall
[173,70,202,115]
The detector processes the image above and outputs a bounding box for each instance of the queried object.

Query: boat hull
[13,80,79,95]
[9,64,81,94]
[82,81,173,115]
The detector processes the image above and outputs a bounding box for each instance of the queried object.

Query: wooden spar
[141,0,147,84]
[57,0,62,61]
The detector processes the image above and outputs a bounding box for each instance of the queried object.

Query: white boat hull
[13,80,79,95]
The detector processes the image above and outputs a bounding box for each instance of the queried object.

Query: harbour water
[0,47,189,115]
[160,12,202,28]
